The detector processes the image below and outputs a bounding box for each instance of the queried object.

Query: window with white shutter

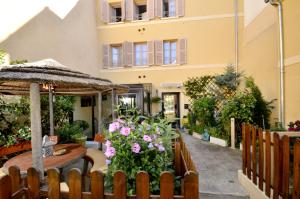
[163,40,177,65]
[123,41,134,66]
[109,3,122,22]
[155,0,163,18]
[178,38,187,65]
[176,0,185,17]
[162,0,175,17]
[135,43,148,66]
[134,0,147,20]
[102,44,110,69]
[155,40,163,65]
[126,0,134,21]
[101,0,109,23]
[147,0,155,19]
[148,41,155,66]
[111,44,123,68]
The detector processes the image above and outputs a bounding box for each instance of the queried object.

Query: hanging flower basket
[0,141,31,157]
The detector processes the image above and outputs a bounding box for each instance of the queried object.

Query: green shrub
[55,123,83,143]
[73,120,89,131]
[104,113,178,195]
[192,97,216,128]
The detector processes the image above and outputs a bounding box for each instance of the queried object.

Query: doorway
[162,92,180,128]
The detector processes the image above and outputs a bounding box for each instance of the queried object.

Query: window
[135,1,147,20]
[163,40,177,65]
[81,96,96,107]
[163,0,176,17]
[110,4,122,22]
[135,43,148,66]
[111,45,122,67]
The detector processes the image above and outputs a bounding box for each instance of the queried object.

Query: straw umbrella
[0,59,127,177]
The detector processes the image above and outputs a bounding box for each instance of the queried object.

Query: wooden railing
[0,138,199,199]
[242,123,300,199]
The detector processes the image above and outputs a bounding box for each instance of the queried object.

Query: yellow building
[95,0,243,128]
[0,0,299,135]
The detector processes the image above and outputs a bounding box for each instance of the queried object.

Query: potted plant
[71,132,87,146]
[151,96,161,104]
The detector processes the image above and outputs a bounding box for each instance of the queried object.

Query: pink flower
[143,135,152,142]
[105,140,111,147]
[132,143,141,154]
[120,127,131,136]
[109,122,120,132]
[158,144,165,152]
[105,146,116,158]
[105,159,111,165]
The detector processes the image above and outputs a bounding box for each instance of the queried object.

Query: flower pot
[209,136,227,147]
[73,136,87,146]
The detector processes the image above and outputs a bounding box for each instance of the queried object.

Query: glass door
[162,93,180,128]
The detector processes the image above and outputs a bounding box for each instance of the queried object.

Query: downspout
[267,0,285,126]
[234,0,239,73]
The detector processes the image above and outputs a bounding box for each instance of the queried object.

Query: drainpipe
[266,0,285,126]
[234,0,239,73]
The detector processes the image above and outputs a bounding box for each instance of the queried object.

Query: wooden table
[3,144,86,176]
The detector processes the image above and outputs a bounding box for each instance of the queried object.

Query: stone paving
[181,133,249,199]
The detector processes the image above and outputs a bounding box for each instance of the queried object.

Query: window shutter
[147,0,155,19]
[155,0,162,18]
[126,0,134,21]
[119,44,124,67]
[123,41,133,66]
[155,40,163,65]
[148,41,155,66]
[121,0,126,21]
[103,44,110,69]
[176,0,185,17]
[179,39,187,65]
[101,0,109,23]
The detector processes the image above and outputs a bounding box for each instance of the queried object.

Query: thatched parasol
[0,59,127,177]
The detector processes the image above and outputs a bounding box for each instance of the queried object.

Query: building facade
[94,0,243,128]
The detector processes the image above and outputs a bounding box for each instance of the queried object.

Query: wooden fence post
[8,166,21,194]
[242,123,246,175]
[282,135,290,199]
[0,175,12,199]
[68,169,82,199]
[136,172,150,199]
[91,171,104,199]
[47,168,61,199]
[184,171,199,199]
[246,124,251,179]
[251,126,257,185]
[160,172,174,199]
[114,171,126,199]
[231,118,235,149]
[273,133,280,199]
[175,142,182,176]
[27,168,40,199]
[258,128,264,191]
[265,131,271,197]
[292,140,300,199]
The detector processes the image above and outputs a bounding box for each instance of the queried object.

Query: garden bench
[83,134,107,175]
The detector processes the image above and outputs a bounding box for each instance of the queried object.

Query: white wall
[244,0,267,26]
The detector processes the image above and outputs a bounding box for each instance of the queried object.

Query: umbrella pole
[30,83,44,178]
[49,86,54,136]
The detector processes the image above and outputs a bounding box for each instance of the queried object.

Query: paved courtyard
[181,133,249,199]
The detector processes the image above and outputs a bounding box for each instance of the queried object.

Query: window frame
[162,0,176,18]
[134,42,148,66]
[109,3,122,23]
[110,44,123,68]
[163,40,177,65]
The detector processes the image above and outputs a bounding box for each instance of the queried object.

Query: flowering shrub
[104,116,178,195]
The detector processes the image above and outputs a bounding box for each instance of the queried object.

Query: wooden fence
[0,136,199,199]
[242,123,300,199]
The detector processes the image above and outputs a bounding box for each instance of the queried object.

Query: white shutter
[123,41,134,66]
[126,0,134,21]
[121,0,126,21]
[178,39,187,65]
[101,0,109,23]
[155,40,163,65]
[176,0,185,17]
[103,44,110,69]
[155,0,163,18]
[147,0,155,19]
[148,41,155,66]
